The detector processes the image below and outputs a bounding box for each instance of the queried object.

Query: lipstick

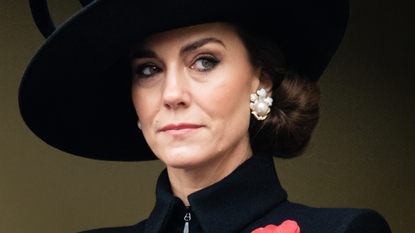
[160,123,201,136]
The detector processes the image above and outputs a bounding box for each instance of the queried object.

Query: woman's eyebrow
[130,49,158,60]
[180,38,225,56]
[131,37,224,60]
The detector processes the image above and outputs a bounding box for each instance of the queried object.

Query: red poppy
[251,220,300,233]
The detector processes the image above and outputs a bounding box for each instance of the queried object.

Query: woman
[20,0,391,232]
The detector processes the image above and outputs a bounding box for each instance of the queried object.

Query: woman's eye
[141,66,159,76]
[191,57,220,72]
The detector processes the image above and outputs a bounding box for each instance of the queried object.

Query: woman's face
[131,23,263,171]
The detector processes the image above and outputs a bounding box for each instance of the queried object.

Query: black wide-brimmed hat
[19,0,349,161]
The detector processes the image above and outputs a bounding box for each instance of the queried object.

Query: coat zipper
[183,211,191,233]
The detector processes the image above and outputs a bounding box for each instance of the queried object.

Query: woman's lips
[160,123,202,136]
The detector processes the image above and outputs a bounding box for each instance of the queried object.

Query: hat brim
[19,0,349,161]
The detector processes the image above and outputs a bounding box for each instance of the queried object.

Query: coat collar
[144,153,288,233]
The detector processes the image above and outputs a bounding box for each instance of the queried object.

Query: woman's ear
[258,69,273,96]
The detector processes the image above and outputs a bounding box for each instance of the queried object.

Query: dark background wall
[1,1,414,232]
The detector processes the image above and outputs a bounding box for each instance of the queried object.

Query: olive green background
[1,1,414,232]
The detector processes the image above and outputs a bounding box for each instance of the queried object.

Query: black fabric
[20,0,350,161]
[81,153,391,233]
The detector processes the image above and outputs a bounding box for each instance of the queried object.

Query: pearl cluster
[250,88,273,120]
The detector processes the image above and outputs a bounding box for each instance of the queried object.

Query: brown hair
[234,24,321,158]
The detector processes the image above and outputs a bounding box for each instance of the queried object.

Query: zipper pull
[183,212,191,233]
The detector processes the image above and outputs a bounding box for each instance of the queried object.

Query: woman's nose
[162,69,190,109]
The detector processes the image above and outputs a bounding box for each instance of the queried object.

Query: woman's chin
[156,147,210,170]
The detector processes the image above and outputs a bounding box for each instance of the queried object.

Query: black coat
[82,153,391,233]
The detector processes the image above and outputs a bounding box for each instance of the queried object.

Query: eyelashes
[132,54,221,79]
[133,63,160,78]
[190,56,220,72]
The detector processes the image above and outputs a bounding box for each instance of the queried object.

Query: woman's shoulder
[250,201,391,233]
[79,204,390,233]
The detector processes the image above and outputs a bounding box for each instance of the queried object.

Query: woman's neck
[167,146,253,206]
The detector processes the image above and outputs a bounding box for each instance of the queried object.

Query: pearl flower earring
[250,88,273,120]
